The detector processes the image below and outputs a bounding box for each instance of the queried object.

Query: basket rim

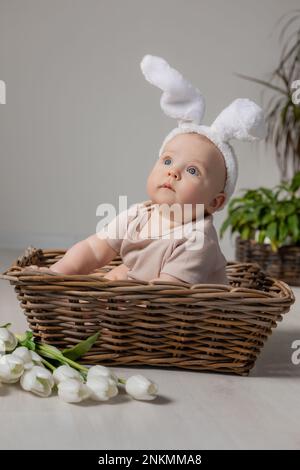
[0,246,295,305]
[236,235,300,250]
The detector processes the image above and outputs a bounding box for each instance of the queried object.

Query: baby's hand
[103,263,130,281]
[23,265,58,274]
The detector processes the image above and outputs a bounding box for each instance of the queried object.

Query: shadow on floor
[252,329,300,378]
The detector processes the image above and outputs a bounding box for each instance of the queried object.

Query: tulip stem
[36,344,88,374]
[36,343,125,385]
[58,355,88,373]
[41,358,56,372]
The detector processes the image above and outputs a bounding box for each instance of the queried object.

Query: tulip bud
[57,378,90,403]
[87,375,118,401]
[0,327,18,354]
[125,374,158,400]
[0,354,24,383]
[53,365,84,384]
[87,365,118,385]
[12,346,43,370]
[20,365,54,397]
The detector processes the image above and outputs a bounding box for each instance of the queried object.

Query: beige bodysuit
[97,200,229,285]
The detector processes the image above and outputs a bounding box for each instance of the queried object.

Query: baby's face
[147,132,227,218]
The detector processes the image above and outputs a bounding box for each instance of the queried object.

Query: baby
[25,55,266,285]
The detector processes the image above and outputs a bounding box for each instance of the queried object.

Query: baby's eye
[186,166,200,176]
[163,157,172,166]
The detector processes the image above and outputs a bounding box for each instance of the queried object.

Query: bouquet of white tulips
[0,323,158,403]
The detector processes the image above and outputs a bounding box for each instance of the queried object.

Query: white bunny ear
[211,98,267,142]
[140,54,205,125]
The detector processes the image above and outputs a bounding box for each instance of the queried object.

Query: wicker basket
[236,236,300,287]
[0,245,295,376]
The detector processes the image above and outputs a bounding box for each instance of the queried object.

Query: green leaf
[16,330,36,351]
[62,331,100,361]
[257,187,275,201]
[261,213,275,226]
[258,230,266,244]
[220,217,232,238]
[277,181,291,193]
[290,171,300,193]
[0,323,12,329]
[277,202,296,218]
[278,220,289,244]
[266,222,277,242]
[241,226,251,240]
[287,214,300,241]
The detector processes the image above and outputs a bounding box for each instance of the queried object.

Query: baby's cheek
[146,171,158,195]
[180,181,204,204]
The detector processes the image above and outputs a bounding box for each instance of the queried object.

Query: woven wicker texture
[1,245,295,376]
[236,236,300,287]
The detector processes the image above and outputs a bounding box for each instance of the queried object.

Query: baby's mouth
[159,183,175,192]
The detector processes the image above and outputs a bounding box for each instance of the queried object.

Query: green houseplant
[220,171,300,285]
[220,171,300,251]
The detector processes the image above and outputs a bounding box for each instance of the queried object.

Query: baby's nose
[168,168,180,179]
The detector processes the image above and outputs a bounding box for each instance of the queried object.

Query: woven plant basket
[236,236,300,287]
[0,245,295,376]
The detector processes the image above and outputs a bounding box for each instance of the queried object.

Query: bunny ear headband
[140,54,267,211]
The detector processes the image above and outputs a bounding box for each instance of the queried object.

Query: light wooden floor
[0,249,299,450]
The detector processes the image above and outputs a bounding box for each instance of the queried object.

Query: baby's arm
[50,235,118,274]
[25,235,118,275]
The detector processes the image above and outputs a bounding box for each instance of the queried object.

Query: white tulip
[57,378,90,403]
[87,375,118,401]
[12,346,43,370]
[53,365,84,384]
[0,354,24,383]
[20,365,54,397]
[125,374,158,401]
[0,327,18,353]
[87,365,118,385]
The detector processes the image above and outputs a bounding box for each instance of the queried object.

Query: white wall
[0,0,298,260]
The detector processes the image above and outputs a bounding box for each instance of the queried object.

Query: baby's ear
[209,192,227,213]
[211,98,267,142]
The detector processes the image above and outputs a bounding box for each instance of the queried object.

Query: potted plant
[220,11,300,285]
[220,172,300,285]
